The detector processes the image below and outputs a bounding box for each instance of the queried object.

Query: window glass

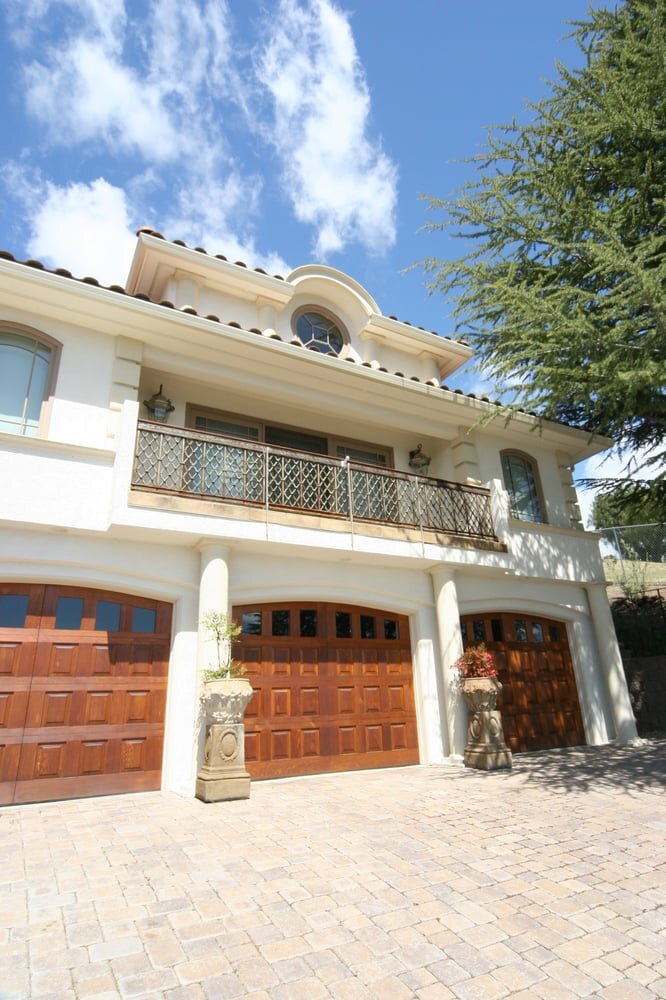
[300,609,317,637]
[532,622,545,642]
[361,615,376,639]
[295,311,344,354]
[265,425,328,455]
[132,607,156,633]
[491,618,504,642]
[501,452,544,523]
[549,624,559,642]
[514,619,528,642]
[384,618,399,640]
[0,594,29,628]
[473,619,486,642]
[55,597,84,629]
[460,620,468,642]
[335,445,388,467]
[272,610,290,637]
[194,414,259,441]
[95,601,121,632]
[242,611,262,635]
[0,332,52,436]
[335,611,352,638]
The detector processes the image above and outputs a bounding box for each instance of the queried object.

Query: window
[501,451,545,523]
[0,328,57,436]
[292,308,346,354]
[187,406,392,468]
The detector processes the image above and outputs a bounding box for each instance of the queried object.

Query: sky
[0,0,630,523]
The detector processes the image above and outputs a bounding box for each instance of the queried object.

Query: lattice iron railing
[132,421,497,540]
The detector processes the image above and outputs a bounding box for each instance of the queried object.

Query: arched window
[0,327,58,436]
[501,451,546,523]
[292,308,347,354]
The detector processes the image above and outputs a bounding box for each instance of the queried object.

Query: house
[0,229,637,805]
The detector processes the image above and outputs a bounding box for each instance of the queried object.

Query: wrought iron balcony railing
[132,421,497,540]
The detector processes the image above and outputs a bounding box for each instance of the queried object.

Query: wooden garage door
[234,602,419,779]
[461,612,585,752]
[0,584,172,805]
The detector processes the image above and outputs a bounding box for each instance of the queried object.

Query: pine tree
[422,0,666,493]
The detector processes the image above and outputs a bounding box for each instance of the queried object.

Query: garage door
[234,601,419,779]
[461,612,585,752]
[0,584,172,805]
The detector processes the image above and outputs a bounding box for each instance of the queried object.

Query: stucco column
[430,567,466,759]
[197,543,231,674]
[585,583,639,744]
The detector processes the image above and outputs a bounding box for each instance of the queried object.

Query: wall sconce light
[143,385,175,422]
[408,443,431,471]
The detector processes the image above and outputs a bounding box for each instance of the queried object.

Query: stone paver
[0,741,664,998]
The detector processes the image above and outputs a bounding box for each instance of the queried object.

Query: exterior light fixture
[143,385,175,422]
[408,443,431,471]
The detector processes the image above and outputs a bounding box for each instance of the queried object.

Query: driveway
[1,742,665,999]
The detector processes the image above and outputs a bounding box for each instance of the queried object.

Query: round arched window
[293,309,346,354]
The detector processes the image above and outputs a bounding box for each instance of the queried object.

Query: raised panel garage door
[234,602,419,779]
[461,612,585,752]
[0,584,172,805]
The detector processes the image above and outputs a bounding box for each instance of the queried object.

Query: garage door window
[0,594,29,627]
[95,601,121,632]
[55,596,83,629]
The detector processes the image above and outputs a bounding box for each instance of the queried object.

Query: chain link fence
[598,522,666,599]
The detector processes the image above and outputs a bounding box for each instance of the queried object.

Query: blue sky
[1,0,625,520]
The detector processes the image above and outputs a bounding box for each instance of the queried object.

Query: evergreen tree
[422,0,666,495]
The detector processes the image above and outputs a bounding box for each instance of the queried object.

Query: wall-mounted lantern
[408,443,431,472]
[143,385,175,422]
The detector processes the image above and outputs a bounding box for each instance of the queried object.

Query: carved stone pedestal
[196,678,253,802]
[461,677,512,771]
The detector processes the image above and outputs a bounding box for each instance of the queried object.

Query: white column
[197,543,231,673]
[567,617,613,745]
[430,567,467,759]
[585,583,639,744]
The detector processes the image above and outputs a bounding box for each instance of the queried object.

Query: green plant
[454,643,497,679]
[200,611,245,680]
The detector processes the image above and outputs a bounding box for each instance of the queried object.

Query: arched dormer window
[501,450,546,523]
[0,326,59,436]
[292,307,347,355]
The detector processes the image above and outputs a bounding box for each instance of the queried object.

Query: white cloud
[26,178,137,286]
[257,0,398,257]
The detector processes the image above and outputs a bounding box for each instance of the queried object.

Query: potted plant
[454,643,512,770]
[196,611,254,802]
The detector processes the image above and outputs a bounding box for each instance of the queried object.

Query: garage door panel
[0,585,172,804]
[462,612,585,753]
[236,602,419,779]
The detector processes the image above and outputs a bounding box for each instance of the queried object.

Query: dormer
[125,231,473,382]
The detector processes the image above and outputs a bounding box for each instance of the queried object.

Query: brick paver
[1,741,664,998]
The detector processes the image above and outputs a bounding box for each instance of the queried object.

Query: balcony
[131,421,497,541]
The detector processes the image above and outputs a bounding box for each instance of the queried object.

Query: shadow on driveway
[495,738,666,796]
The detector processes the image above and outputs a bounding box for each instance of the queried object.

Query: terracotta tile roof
[136,227,287,281]
[0,245,511,412]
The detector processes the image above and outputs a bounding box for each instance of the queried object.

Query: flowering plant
[453,643,497,679]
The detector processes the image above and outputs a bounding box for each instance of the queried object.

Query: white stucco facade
[0,232,638,799]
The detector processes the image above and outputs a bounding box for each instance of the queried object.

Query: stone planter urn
[196,677,254,802]
[461,676,512,771]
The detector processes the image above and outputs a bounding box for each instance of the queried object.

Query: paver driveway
[1,742,665,1000]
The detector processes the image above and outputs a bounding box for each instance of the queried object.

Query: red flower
[454,643,498,678]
